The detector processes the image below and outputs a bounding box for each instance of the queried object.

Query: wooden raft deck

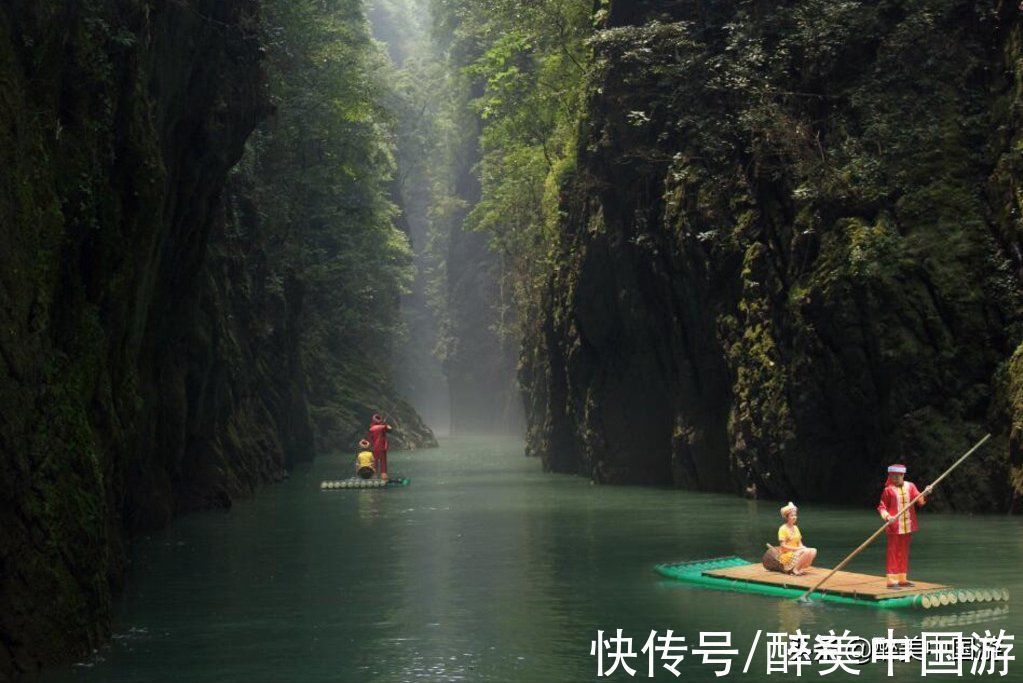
[703,563,947,601]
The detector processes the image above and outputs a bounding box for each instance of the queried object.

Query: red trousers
[374,449,388,476]
[885,533,912,576]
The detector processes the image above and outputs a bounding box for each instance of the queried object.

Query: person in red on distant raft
[876,464,933,589]
[367,414,393,481]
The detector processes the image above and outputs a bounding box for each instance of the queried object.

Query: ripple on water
[36,436,1023,683]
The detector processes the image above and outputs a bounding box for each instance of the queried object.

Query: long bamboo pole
[797,433,992,602]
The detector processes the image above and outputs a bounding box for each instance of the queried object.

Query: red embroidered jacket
[876,482,926,535]
[368,423,392,453]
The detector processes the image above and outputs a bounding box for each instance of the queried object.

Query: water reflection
[41,436,1021,683]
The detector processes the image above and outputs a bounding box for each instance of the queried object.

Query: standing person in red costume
[367,414,393,481]
[876,464,933,589]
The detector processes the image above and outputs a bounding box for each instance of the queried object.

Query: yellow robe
[356,450,375,470]
[778,524,802,567]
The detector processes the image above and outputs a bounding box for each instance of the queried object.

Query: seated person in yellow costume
[355,439,376,479]
[777,502,817,575]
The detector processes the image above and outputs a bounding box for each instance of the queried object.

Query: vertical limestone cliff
[0,2,268,674]
[0,0,433,676]
[994,4,1023,504]
[523,0,1023,511]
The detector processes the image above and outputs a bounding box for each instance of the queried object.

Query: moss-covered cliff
[236,0,436,455]
[0,2,267,674]
[994,3,1023,503]
[0,0,433,676]
[522,0,1023,511]
[399,0,533,436]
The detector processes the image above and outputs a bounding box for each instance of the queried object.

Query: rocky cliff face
[0,0,432,677]
[523,0,1023,511]
[0,1,271,674]
[995,5,1023,502]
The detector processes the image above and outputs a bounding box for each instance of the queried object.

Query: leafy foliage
[232,0,417,445]
[428,0,591,340]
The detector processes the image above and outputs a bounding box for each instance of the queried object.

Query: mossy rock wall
[994,5,1023,510]
[0,1,268,674]
[523,1,1023,511]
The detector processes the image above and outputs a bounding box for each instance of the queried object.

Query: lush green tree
[428,0,592,340]
[232,0,420,446]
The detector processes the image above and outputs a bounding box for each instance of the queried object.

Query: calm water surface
[44,436,1022,682]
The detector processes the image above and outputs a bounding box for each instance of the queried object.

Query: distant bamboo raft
[655,557,1010,610]
[321,476,410,489]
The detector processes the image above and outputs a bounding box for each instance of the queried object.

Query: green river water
[43,436,1022,682]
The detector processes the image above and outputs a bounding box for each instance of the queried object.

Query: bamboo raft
[321,476,410,489]
[655,557,1010,610]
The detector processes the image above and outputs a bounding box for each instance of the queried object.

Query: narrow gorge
[0,0,437,675]
[2,0,1022,679]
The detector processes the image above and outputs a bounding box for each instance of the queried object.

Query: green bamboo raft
[321,476,411,490]
[655,557,1010,610]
